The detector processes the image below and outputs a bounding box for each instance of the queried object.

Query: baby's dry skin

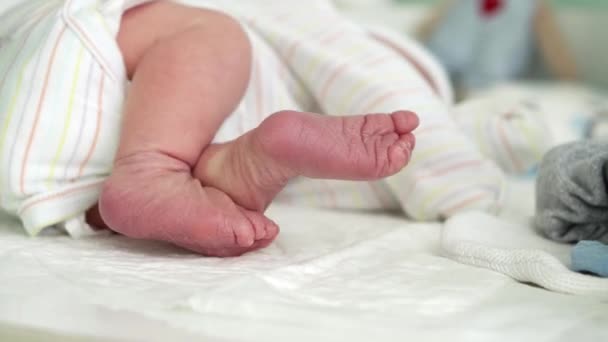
[95,2,419,256]
[101,110,418,257]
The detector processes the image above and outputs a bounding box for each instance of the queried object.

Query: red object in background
[480,0,504,17]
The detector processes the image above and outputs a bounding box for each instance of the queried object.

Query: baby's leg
[98,2,277,256]
[99,2,419,256]
[194,110,419,212]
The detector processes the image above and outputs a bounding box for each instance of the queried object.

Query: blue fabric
[426,0,538,89]
[571,241,608,277]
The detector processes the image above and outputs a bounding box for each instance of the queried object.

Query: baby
[0,0,511,257]
[104,0,424,257]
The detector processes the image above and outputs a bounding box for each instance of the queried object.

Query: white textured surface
[1,202,608,341]
[443,212,608,298]
[442,168,608,298]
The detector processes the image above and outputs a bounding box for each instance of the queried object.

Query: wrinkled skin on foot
[99,152,279,257]
[195,110,419,212]
[100,110,418,257]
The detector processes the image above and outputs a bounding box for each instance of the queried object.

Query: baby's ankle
[114,150,192,174]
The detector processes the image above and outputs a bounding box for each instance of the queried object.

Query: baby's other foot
[98,152,279,257]
[194,110,419,211]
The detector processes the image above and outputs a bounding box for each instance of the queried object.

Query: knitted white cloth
[442,211,608,299]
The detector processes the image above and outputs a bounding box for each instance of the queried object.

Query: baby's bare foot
[194,110,418,211]
[98,152,279,257]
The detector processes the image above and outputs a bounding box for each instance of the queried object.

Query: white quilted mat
[1,201,607,341]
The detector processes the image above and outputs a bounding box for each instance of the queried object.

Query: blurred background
[1,0,604,90]
[334,0,608,91]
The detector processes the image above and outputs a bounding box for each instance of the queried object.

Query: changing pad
[1,200,607,341]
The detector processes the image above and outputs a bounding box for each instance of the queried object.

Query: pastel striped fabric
[0,0,141,236]
[452,95,551,174]
[0,0,506,238]
[203,0,506,220]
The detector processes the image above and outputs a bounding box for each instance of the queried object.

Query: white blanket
[443,211,608,298]
[1,198,607,341]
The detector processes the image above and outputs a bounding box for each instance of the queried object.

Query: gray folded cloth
[535,141,608,244]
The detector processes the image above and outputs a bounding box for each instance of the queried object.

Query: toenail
[399,140,412,153]
[407,112,419,126]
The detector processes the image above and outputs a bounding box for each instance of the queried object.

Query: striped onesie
[0,0,508,237]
